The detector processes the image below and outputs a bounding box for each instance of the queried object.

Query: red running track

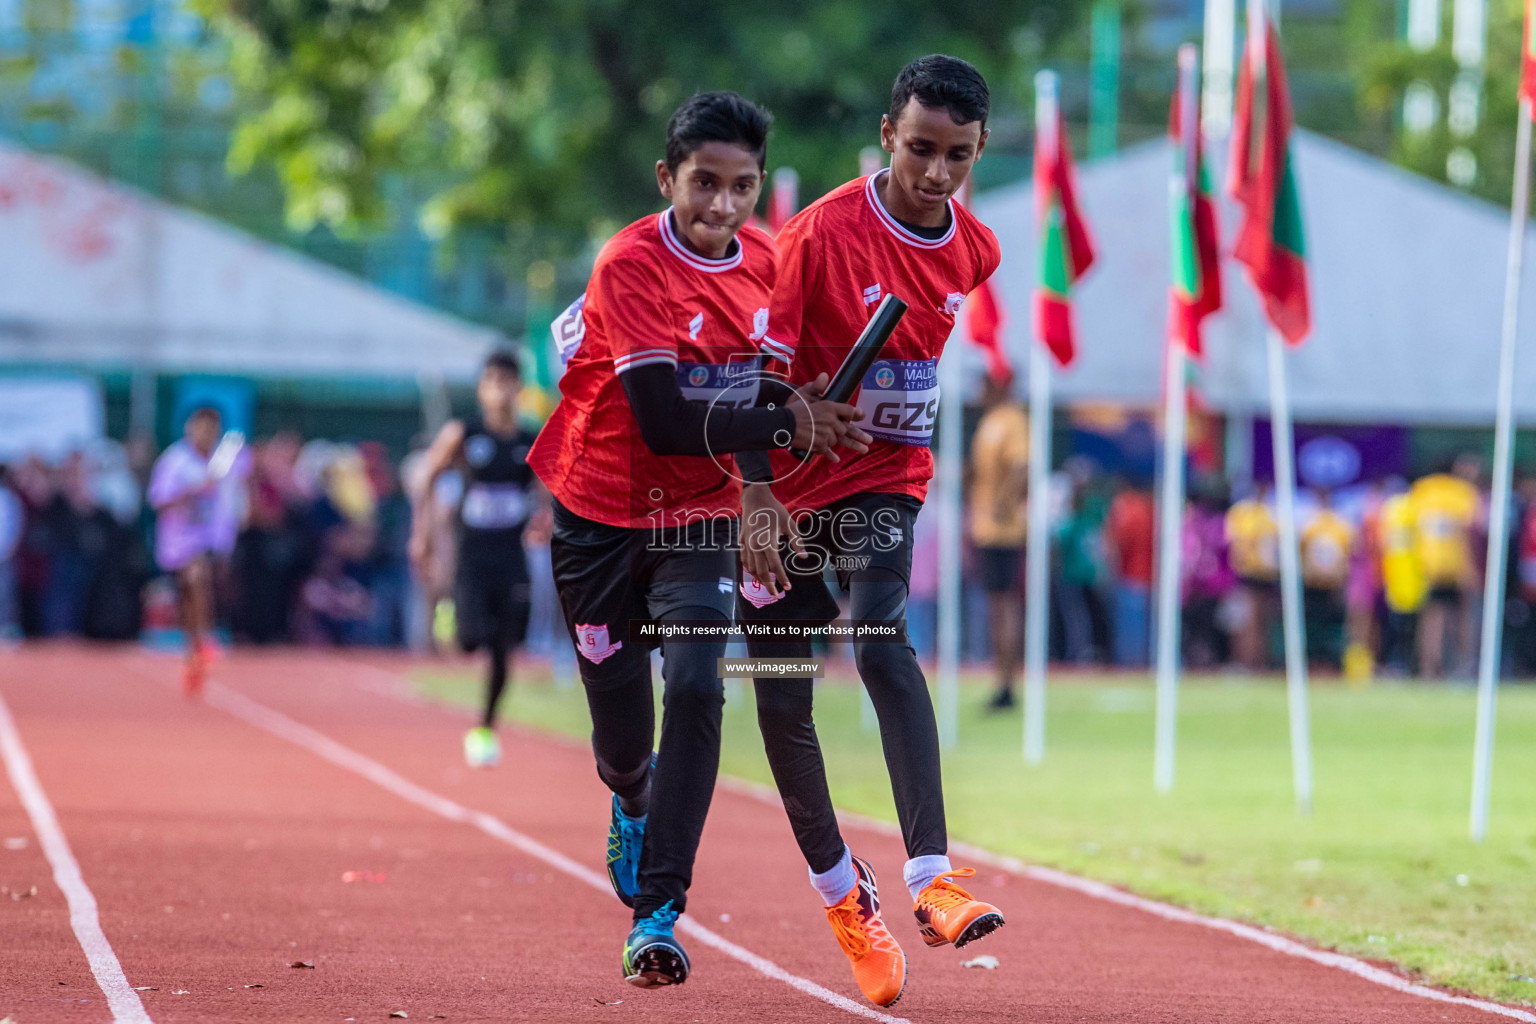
[0,644,1531,1024]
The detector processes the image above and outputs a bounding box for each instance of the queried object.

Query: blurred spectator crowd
[917,448,1536,682]
[0,434,414,648]
[3,426,1536,682]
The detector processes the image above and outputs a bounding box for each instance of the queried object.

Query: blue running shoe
[622,902,689,987]
[606,795,645,908]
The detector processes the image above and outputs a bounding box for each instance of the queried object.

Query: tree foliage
[194,0,1090,254]
[1357,0,1526,210]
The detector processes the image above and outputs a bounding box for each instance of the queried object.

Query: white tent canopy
[0,138,499,381]
[974,131,1536,425]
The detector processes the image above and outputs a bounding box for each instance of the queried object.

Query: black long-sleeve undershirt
[620,362,796,461]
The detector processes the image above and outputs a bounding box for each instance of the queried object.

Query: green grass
[413,662,1536,1006]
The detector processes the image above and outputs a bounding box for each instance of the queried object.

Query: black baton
[789,293,909,461]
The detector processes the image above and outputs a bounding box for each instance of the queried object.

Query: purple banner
[1252,422,1409,487]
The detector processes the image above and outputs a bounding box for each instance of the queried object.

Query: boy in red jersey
[528,91,867,988]
[735,56,1004,1008]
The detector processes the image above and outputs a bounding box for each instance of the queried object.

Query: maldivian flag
[1229,14,1310,345]
[1522,0,1536,111]
[1033,103,1096,368]
[1169,77,1222,359]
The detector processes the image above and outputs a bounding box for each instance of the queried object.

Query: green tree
[195,0,1092,256]
[1357,0,1526,210]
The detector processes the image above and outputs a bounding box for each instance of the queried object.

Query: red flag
[965,278,1011,384]
[955,176,1012,384]
[1168,76,1222,359]
[1522,0,1536,113]
[765,167,799,234]
[1229,14,1311,345]
[1033,95,1096,368]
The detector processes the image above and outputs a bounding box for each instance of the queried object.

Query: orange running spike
[912,868,1005,948]
[824,856,906,1007]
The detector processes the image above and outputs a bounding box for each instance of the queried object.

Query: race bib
[552,293,586,366]
[856,359,940,447]
[677,357,762,409]
[462,483,529,530]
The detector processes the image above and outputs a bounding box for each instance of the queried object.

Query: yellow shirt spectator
[969,403,1029,548]
[1300,508,1354,590]
[1226,497,1279,582]
[1408,473,1481,590]
[1379,492,1426,613]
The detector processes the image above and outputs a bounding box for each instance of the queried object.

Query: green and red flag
[1033,93,1096,368]
[1522,0,1536,112]
[1168,76,1222,359]
[1229,12,1310,345]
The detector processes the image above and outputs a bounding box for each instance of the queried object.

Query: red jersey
[528,211,778,528]
[760,172,1001,511]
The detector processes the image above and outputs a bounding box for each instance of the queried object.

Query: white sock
[904,854,953,901]
[809,846,857,907]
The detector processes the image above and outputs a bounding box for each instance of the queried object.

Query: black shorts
[550,500,738,691]
[978,546,1022,594]
[1239,576,1280,601]
[455,539,531,652]
[737,492,920,626]
[1427,584,1464,607]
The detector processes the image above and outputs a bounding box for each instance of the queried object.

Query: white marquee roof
[0,138,499,381]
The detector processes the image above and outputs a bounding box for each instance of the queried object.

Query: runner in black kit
[410,350,545,767]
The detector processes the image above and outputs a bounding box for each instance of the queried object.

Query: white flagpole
[1202,0,1236,139]
[1154,349,1189,793]
[1023,71,1059,765]
[1248,0,1313,815]
[1024,343,1052,764]
[1154,46,1200,794]
[1471,99,1532,843]
[1268,331,1314,814]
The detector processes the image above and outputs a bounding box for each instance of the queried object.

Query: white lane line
[201,682,909,1024]
[714,779,1536,1024]
[0,686,154,1024]
[358,664,1536,1022]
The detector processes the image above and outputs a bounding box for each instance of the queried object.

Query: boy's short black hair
[665,91,773,173]
[482,349,522,380]
[889,54,990,128]
[188,405,221,424]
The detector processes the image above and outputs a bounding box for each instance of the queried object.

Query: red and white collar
[657,210,744,273]
[864,170,957,250]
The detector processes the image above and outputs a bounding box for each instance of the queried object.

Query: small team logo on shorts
[718,577,734,594]
[873,365,896,389]
[739,572,786,609]
[689,365,710,387]
[574,623,623,665]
